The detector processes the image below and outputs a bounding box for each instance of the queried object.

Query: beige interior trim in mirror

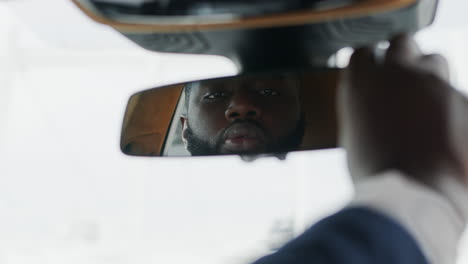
[72,0,416,32]
[121,84,183,156]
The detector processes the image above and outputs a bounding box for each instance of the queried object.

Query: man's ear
[180,115,189,147]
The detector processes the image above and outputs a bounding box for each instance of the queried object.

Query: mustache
[213,120,268,152]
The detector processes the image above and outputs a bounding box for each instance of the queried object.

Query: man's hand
[338,34,467,185]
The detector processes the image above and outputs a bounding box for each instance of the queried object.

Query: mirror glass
[121,69,339,157]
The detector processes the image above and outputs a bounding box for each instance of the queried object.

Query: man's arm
[251,35,468,264]
[252,206,428,264]
[352,170,468,264]
[339,34,468,263]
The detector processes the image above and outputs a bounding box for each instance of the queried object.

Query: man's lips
[221,123,266,152]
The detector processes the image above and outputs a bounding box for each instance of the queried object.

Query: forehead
[195,72,300,91]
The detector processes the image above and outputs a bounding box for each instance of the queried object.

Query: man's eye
[204,92,226,100]
[259,89,279,96]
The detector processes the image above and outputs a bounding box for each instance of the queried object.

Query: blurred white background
[0,1,466,264]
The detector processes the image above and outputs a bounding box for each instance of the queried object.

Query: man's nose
[225,92,261,121]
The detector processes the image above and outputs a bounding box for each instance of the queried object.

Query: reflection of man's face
[181,73,304,156]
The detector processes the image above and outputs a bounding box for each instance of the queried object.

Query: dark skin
[339,34,468,187]
[180,73,303,155]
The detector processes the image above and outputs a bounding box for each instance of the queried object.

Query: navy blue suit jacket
[253,207,428,264]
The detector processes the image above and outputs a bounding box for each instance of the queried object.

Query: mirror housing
[74,0,437,72]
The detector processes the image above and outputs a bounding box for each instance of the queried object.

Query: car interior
[2,0,468,263]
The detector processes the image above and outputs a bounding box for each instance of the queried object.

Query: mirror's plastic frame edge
[72,0,417,33]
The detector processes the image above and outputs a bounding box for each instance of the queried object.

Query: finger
[419,53,450,82]
[449,90,468,180]
[349,46,376,71]
[341,46,378,105]
[338,47,376,125]
[347,46,377,83]
[385,34,423,65]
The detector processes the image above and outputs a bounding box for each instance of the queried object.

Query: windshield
[0,1,467,263]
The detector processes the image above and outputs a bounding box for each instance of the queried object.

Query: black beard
[185,115,305,156]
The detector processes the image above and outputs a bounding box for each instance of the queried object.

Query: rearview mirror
[121,69,339,157]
